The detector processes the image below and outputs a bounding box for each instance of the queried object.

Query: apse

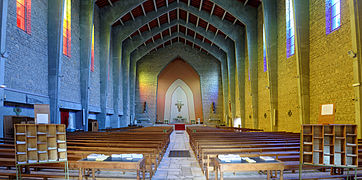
[156,58,203,123]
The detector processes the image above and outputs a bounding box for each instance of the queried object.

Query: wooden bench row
[0,126,173,179]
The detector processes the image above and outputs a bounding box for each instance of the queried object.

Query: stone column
[79,0,95,131]
[48,0,65,124]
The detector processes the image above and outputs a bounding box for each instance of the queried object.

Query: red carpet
[174,124,186,130]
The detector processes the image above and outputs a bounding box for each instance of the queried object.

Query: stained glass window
[91,25,95,72]
[263,25,267,72]
[326,0,341,34]
[286,0,295,58]
[16,0,31,34]
[63,0,71,57]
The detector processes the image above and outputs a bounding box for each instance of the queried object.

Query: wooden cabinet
[3,116,34,139]
[301,124,357,167]
[14,124,67,164]
[88,119,98,132]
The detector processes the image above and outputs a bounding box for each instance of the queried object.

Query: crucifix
[175,100,184,112]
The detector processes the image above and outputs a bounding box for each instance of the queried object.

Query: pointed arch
[157,58,203,122]
[164,79,195,122]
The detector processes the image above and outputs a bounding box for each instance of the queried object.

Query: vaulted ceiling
[95,0,260,55]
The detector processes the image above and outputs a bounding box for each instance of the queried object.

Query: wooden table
[77,157,146,180]
[213,156,284,180]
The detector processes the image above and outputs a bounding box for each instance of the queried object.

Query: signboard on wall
[34,104,50,124]
[318,103,335,124]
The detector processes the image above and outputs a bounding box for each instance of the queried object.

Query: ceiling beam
[199,0,203,11]
[167,12,170,24]
[214,29,219,37]
[107,0,113,7]
[188,0,191,7]
[232,18,237,25]
[141,4,147,16]
[160,32,164,40]
[147,23,151,31]
[119,19,124,26]
[153,0,158,12]
[206,22,209,32]
[166,0,169,7]
[177,8,179,20]
[244,0,249,6]
[185,27,188,35]
[221,11,227,20]
[169,27,172,35]
[196,17,199,27]
[130,12,135,21]
[157,17,161,27]
[186,11,189,24]
[210,3,216,17]
[152,36,155,43]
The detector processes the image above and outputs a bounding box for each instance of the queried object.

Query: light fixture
[0,84,6,88]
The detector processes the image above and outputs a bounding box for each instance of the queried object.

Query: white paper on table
[321,104,334,115]
[36,114,49,124]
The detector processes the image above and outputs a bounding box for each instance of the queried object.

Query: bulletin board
[34,104,50,124]
[318,103,335,124]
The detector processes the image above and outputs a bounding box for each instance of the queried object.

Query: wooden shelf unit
[14,124,67,164]
[301,124,358,167]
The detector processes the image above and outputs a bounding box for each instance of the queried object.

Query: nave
[2,125,362,179]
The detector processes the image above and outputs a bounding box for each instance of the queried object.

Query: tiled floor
[152,130,206,180]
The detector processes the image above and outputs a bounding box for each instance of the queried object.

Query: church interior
[0,0,362,179]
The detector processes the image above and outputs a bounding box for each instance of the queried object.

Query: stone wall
[5,0,48,96]
[309,0,354,124]
[60,0,81,104]
[89,6,101,111]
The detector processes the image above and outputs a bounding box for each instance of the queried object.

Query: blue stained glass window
[326,0,341,34]
[286,0,295,58]
[263,25,267,72]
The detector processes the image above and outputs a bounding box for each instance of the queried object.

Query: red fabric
[60,110,69,128]
[174,124,185,131]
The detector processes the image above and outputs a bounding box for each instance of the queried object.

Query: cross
[175,100,184,112]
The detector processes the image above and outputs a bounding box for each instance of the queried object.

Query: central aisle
[152,130,206,180]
